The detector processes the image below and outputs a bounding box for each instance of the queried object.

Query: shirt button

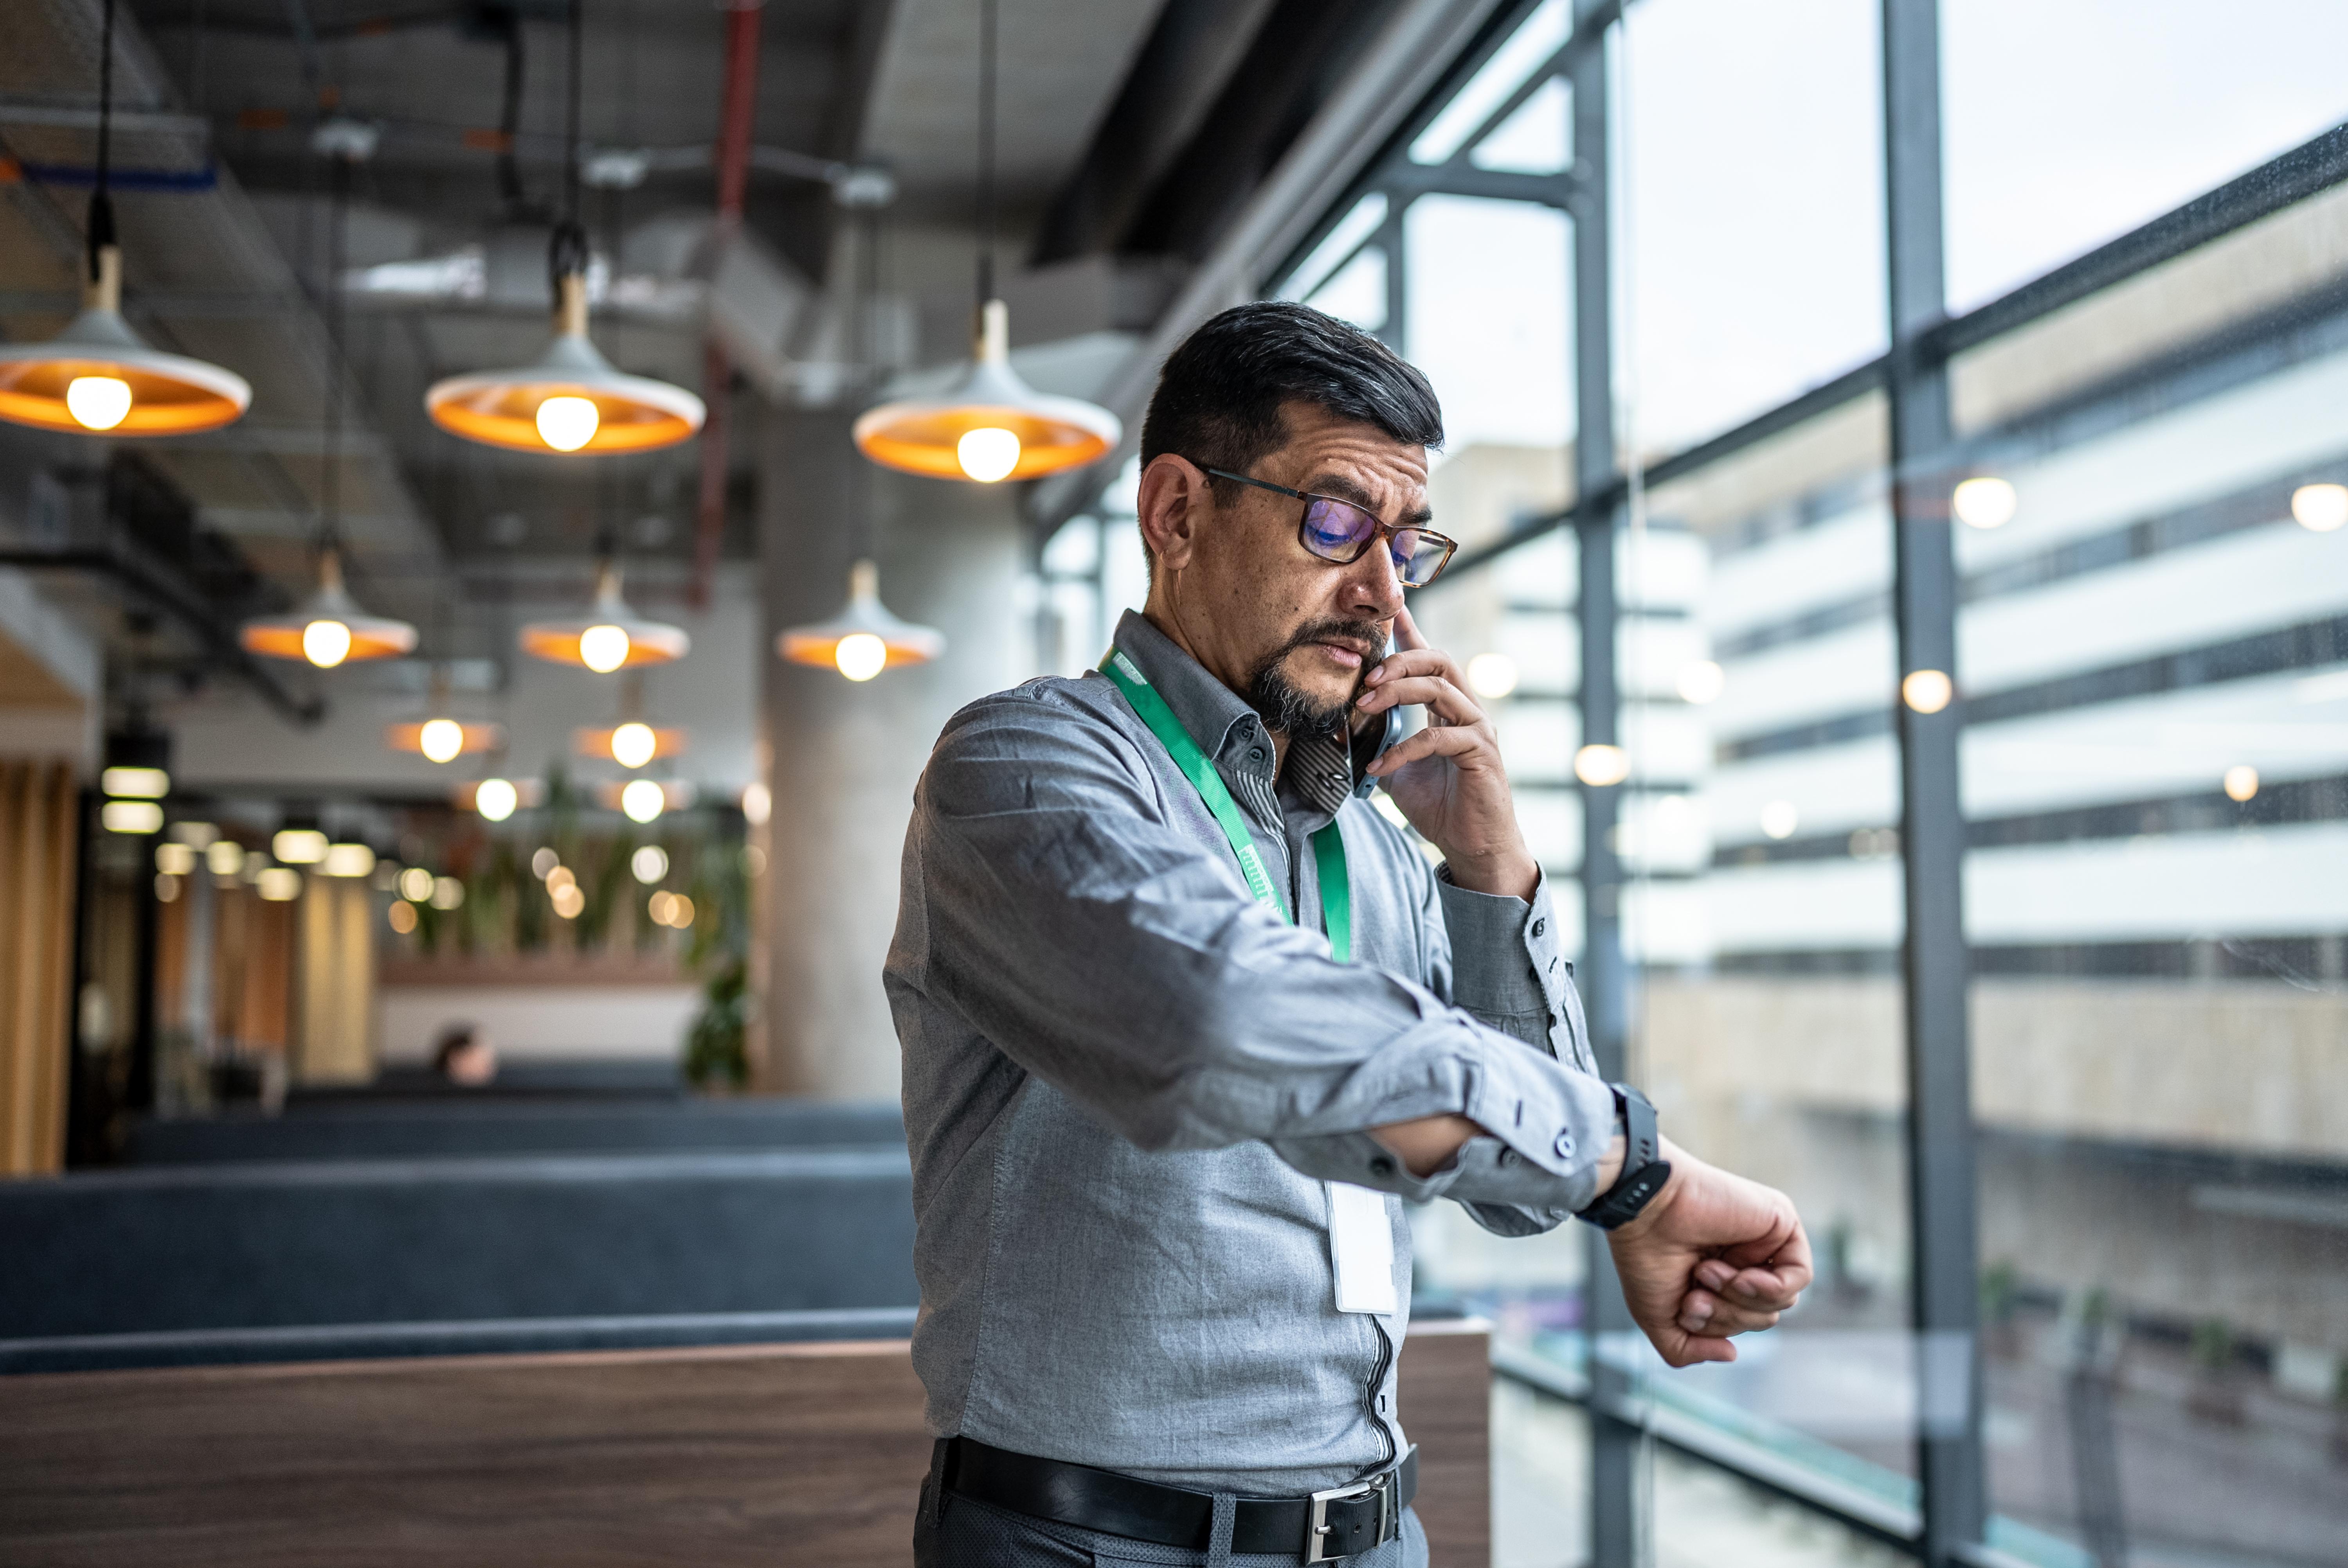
[1532,918,1546,937]
[1368,1155,1396,1178]
[1497,1147,1519,1169]
[1552,1131,1573,1159]
[1248,746,1266,763]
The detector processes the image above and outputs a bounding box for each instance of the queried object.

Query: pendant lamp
[852,0,1118,484]
[780,560,945,681]
[386,666,503,762]
[241,144,415,666]
[520,558,689,671]
[0,0,250,436]
[424,0,703,454]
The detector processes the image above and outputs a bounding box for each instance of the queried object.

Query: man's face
[1147,403,1428,735]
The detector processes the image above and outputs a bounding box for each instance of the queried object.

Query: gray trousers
[913,1461,1430,1568]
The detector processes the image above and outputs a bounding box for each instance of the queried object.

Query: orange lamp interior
[0,358,247,436]
[855,403,1113,482]
[428,382,699,454]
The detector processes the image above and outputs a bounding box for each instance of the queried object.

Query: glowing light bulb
[474,777,519,822]
[1466,652,1519,699]
[1901,669,1954,714]
[536,395,600,451]
[611,721,657,768]
[834,632,888,682]
[2224,764,2259,802]
[1574,744,1630,787]
[956,426,1021,482]
[621,778,666,823]
[632,845,670,884]
[1760,800,1800,840]
[419,718,465,764]
[303,618,353,668]
[1676,660,1726,705]
[66,375,133,431]
[1952,476,2017,529]
[579,624,631,673]
[2292,483,2348,533]
[398,865,435,901]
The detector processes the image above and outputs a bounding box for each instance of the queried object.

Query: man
[887,302,1810,1567]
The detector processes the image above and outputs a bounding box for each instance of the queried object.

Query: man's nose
[1340,539,1407,619]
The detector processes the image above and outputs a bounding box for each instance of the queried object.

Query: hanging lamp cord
[320,146,350,556]
[88,0,118,281]
[549,0,589,290]
[976,0,996,308]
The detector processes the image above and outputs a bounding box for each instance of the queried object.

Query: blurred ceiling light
[2291,482,2348,533]
[621,778,667,824]
[615,722,656,768]
[1951,476,2017,530]
[470,777,524,822]
[852,0,1117,484]
[1901,669,1954,714]
[574,720,685,769]
[1573,744,1630,788]
[0,0,251,443]
[388,717,504,764]
[398,865,435,902]
[273,828,329,864]
[387,900,418,935]
[650,890,697,929]
[519,561,689,671]
[1759,800,1800,840]
[154,842,196,876]
[422,0,702,455]
[101,800,163,834]
[740,781,771,826]
[648,890,676,927]
[546,865,578,895]
[550,882,586,920]
[101,765,169,798]
[778,560,945,681]
[631,845,670,884]
[170,820,219,848]
[430,876,465,910]
[1675,660,1725,705]
[531,847,561,880]
[322,842,376,878]
[2223,764,2259,803]
[1465,652,1520,699]
[241,550,418,667]
[256,867,303,901]
[205,840,245,877]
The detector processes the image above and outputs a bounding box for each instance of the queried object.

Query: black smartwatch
[1575,1084,1671,1230]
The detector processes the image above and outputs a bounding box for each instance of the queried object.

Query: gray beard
[1245,626,1378,740]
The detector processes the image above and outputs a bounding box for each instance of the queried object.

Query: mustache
[1271,618,1388,664]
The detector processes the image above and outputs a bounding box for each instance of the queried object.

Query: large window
[1255,0,2348,1562]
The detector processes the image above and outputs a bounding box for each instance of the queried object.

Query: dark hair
[1140,302,1444,503]
[432,1023,482,1074]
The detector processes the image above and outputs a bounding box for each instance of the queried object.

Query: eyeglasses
[1203,466,1458,588]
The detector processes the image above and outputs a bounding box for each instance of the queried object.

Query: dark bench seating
[126,1097,907,1165]
[0,1148,918,1349]
[0,1322,1493,1568]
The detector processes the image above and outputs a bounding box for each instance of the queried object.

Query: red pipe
[691,0,762,610]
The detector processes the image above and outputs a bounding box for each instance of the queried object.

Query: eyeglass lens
[1300,497,1447,586]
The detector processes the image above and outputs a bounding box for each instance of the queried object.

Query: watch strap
[1576,1084,1670,1230]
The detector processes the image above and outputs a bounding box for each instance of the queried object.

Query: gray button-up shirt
[887,610,1621,1497]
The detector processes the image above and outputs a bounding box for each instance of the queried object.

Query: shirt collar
[1106,609,1393,807]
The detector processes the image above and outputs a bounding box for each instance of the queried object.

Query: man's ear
[1136,455,1208,575]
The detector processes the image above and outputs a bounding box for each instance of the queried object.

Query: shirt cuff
[1437,865,1576,1063]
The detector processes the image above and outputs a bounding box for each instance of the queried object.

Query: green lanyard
[1102,649,1351,963]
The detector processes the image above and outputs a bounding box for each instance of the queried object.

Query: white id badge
[1327,1181,1399,1315]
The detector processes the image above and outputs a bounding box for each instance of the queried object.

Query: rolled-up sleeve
[897,692,1618,1212]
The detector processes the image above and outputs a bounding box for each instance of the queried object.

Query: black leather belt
[942,1436,1416,1563]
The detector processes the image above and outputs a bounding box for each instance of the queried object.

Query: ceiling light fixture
[423,0,703,453]
[0,0,251,437]
[385,667,504,761]
[240,136,414,667]
[851,0,1118,483]
[519,559,690,671]
[780,560,945,681]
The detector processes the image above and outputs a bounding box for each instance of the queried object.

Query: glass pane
[1411,0,1572,165]
[1954,173,2348,1564]
[1404,195,1573,450]
[1472,76,1571,176]
[1306,245,1388,334]
[1942,0,2348,313]
[1277,192,1387,302]
[1622,0,1887,451]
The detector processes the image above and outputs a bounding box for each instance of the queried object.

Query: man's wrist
[1441,848,1540,901]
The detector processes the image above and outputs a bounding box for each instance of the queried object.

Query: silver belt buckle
[1305,1470,1394,1564]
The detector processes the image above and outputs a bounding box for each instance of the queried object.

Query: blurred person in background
[432,1023,497,1087]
